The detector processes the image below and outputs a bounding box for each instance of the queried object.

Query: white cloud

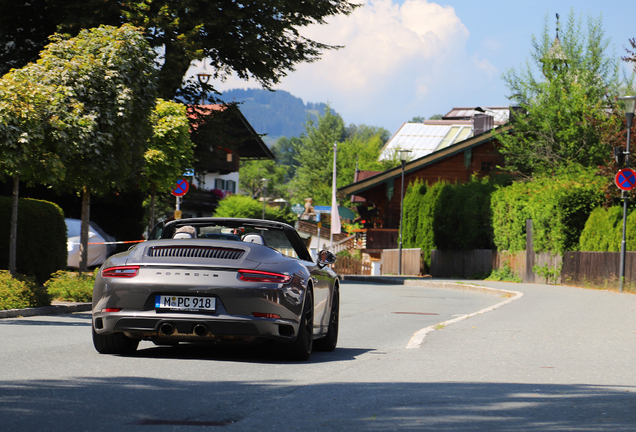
[284,0,469,97]
[189,1,501,132]
[472,54,499,80]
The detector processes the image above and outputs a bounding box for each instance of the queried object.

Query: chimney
[472,113,494,136]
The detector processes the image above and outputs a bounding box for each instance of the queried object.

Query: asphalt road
[1,279,636,431]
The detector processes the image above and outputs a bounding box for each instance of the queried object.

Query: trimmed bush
[0,271,51,310]
[0,197,67,284]
[579,206,636,251]
[45,270,96,303]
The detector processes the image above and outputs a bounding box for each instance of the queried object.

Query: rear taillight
[101,266,140,278]
[101,308,122,313]
[238,270,291,284]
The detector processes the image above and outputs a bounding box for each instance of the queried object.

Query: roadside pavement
[0,300,91,319]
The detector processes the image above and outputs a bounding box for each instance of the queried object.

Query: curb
[0,302,91,319]
[342,275,506,296]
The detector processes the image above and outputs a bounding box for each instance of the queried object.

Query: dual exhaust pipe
[159,322,208,337]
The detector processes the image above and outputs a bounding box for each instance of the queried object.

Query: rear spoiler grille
[148,246,245,260]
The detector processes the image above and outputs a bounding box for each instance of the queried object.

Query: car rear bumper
[92,310,299,342]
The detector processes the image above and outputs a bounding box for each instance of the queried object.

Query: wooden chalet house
[339,106,512,257]
[182,104,274,217]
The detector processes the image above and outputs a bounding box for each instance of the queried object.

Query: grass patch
[486,262,522,283]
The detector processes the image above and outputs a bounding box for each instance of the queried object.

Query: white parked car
[66,218,116,268]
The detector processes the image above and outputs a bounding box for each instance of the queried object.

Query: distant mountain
[217,88,329,146]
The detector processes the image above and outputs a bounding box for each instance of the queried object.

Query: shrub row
[0,270,96,310]
[0,271,51,310]
[402,168,605,266]
[0,197,67,284]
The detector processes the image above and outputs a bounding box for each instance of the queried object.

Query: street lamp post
[196,73,211,104]
[618,95,636,293]
[261,178,269,220]
[398,149,411,276]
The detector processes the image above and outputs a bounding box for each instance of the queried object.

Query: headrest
[173,232,193,239]
[242,234,265,245]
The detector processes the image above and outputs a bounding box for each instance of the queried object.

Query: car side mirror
[317,250,337,268]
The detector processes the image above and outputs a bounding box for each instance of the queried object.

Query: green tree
[500,10,624,176]
[271,136,302,182]
[31,25,157,272]
[409,114,442,122]
[0,0,359,100]
[294,106,345,205]
[239,160,287,201]
[295,109,397,205]
[214,194,294,223]
[338,127,395,187]
[143,99,195,232]
[0,69,64,275]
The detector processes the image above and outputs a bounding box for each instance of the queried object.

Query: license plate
[155,295,216,311]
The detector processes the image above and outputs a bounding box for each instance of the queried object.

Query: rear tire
[92,326,139,355]
[314,286,339,352]
[284,288,313,361]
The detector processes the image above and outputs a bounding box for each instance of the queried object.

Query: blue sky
[189,0,636,135]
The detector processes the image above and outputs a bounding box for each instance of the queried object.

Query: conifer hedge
[403,176,498,269]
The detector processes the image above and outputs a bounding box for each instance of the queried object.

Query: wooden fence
[561,251,636,290]
[429,248,636,291]
[381,248,422,275]
[333,255,371,275]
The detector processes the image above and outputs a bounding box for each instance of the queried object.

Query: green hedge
[579,206,636,251]
[403,176,498,269]
[0,197,67,284]
[403,179,443,269]
[433,176,497,251]
[491,169,604,253]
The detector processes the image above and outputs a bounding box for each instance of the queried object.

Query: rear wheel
[284,288,313,361]
[314,286,339,352]
[92,326,139,355]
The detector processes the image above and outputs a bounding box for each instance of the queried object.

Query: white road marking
[406,283,524,349]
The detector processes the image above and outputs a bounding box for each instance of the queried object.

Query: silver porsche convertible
[91,218,339,360]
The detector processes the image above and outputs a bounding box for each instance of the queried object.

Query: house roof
[380,122,473,160]
[340,124,512,196]
[351,170,382,203]
[189,104,274,160]
[379,106,510,161]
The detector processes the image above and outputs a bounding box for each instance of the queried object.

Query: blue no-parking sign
[615,168,636,191]
[171,179,189,196]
